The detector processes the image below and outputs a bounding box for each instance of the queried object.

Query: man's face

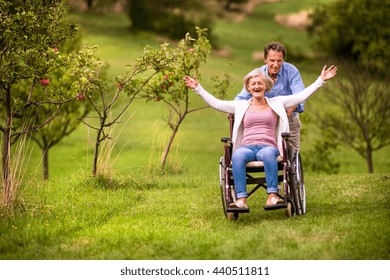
[264,50,284,76]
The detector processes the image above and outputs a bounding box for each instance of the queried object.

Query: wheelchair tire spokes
[219,157,228,217]
[219,157,240,221]
[286,150,306,216]
[295,151,306,214]
[283,180,296,218]
[289,154,300,216]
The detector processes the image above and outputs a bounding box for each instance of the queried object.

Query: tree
[30,98,91,180]
[315,62,390,173]
[86,0,93,9]
[307,0,390,173]
[0,0,102,210]
[141,28,230,170]
[79,43,175,177]
[24,34,94,180]
[307,0,390,76]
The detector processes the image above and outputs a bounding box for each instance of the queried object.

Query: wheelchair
[219,114,306,221]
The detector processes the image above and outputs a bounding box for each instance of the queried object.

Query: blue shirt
[235,62,305,115]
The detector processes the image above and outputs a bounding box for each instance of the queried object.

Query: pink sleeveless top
[241,108,278,147]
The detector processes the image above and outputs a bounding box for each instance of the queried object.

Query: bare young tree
[316,61,390,173]
[79,43,175,177]
[141,29,230,170]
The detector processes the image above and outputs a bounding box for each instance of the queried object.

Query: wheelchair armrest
[221,137,232,143]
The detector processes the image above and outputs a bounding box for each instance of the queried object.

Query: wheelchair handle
[221,137,232,143]
[281,132,291,139]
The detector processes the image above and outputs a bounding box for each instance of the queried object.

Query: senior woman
[184,65,337,210]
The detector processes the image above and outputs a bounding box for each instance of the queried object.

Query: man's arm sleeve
[290,71,306,113]
[234,86,252,100]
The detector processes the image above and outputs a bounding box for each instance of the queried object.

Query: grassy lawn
[1,0,389,263]
[1,173,389,259]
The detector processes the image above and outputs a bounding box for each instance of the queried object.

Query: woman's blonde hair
[243,69,274,92]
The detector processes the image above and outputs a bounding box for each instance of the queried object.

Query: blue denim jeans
[232,145,280,199]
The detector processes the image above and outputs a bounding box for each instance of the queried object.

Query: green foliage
[1,0,390,263]
[319,63,390,173]
[306,61,390,174]
[307,0,390,76]
[304,128,340,174]
[29,36,96,180]
[80,40,177,177]
[306,0,390,173]
[127,0,217,44]
[0,0,106,209]
[142,29,213,103]
[139,28,231,170]
[0,0,104,133]
[0,0,77,86]
[83,0,123,12]
[218,0,249,10]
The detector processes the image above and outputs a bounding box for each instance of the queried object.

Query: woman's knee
[232,148,252,163]
[258,146,279,161]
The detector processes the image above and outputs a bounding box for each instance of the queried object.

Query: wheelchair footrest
[263,204,287,211]
[227,207,250,213]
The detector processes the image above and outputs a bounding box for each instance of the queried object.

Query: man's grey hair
[264,41,287,59]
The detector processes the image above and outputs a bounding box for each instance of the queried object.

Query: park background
[0,0,389,260]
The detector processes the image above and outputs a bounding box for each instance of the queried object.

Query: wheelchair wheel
[227,212,239,221]
[290,151,306,215]
[220,184,239,221]
[287,149,306,216]
[283,147,299,217]
[219,157,238,221]
[285,202,294,218]
[296,152,306,214]
[290,169,301,216]
[285,180,296,218]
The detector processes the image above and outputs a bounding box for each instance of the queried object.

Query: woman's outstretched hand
[320,65,338,81]
[184,75,199,89]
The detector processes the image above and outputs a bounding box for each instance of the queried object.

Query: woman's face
[248,76,266,98]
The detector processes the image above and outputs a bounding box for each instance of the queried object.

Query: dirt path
[232,0,280,22]
[236,0,310,29]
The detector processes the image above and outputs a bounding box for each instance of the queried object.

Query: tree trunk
[161,125,179,170]
[93,128,102,177]
[225,0,232,11]
[2,88,13,210]
[160,113,186,170]
[43,146,49,180]
[2,127,12,210]
[366,146,374,173]
[87,0,94,10]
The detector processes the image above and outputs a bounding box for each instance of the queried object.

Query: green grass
[1,0,389,261]
[1,173,389,259]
